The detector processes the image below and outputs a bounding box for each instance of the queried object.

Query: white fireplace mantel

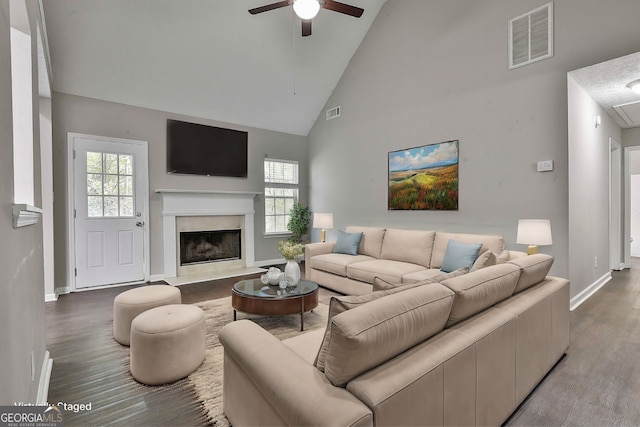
[156,189,260,278]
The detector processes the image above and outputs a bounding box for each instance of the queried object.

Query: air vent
[508,2,553,69]
[326,106,341,120]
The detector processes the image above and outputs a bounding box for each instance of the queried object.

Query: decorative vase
[284,260,301,287]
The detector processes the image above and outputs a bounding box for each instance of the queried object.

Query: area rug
[188,296,329,426]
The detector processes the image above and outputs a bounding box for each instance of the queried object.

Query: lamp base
[320,229,326,243]
[527,245,539,255]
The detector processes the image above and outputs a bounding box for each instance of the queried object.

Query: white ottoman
[130,304,206,385]
[113,285,181,346]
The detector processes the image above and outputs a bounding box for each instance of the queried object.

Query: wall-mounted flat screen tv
[166,119,248,178]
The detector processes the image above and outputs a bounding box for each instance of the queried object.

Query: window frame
[264,158,299,236]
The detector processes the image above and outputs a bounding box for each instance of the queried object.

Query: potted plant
[278,239,304,286]
[287,202,310,243]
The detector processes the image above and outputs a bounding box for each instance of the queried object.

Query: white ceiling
[569,51,640,129]
[42,0,388,136]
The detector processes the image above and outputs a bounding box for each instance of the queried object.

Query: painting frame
[388,140,459,211]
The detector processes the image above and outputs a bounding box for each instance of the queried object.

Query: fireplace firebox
[179,229,241,266]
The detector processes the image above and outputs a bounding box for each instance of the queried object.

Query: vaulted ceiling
[42,0,388,136]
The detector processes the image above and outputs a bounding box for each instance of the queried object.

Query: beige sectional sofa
[305,226,526,295]
[219,253,569,426]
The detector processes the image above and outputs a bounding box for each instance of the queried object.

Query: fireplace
[180,229,241,265]
[156,189,260,280]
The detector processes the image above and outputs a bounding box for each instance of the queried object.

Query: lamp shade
[516,219,552,246]
[313,213,333,229]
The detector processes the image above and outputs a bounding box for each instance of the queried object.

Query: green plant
[278,240,305,260]
[287,202,310,243]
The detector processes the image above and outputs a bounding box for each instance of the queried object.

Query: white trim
[623,146,640,269]
[12,204,43,228]
[156,190,259,278]
[66,133,150,291]
[570,272,612,311]
[44,293,57,302]
[36,351,53,405]
[149,273,165,283]
[254,258,287,267]
[610,138,623,270]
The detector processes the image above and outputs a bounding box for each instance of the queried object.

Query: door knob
[136,221,145,227]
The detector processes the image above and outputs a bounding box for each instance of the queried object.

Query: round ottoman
[130,304,206,385]
[113,285,182,345]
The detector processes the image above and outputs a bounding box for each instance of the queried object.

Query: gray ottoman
[130,304,206,385]
[113,285,181,345]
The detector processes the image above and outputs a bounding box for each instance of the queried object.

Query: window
[86,152,135,218]
[264,159,298,234]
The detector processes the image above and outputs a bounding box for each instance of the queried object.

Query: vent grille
[508,2,553,69]
[326,106,341,120]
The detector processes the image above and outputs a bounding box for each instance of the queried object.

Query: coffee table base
[231,291,319,331]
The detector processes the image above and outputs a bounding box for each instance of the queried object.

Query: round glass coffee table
[231,278,319,331]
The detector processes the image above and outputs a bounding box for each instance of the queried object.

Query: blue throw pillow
[440,240,482,273]
[333,231,363,256]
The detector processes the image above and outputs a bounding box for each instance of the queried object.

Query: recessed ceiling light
[627,79,640,94]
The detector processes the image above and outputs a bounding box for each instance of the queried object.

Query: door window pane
[86,151,135,218]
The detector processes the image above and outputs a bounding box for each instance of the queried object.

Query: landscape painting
[388,140,459,210]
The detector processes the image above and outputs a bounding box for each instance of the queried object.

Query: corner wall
[307,0,640,288]
[0,0,47,404]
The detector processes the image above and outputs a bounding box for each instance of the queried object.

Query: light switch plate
[537,160,553,172]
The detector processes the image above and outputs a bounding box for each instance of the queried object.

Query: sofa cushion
[346,226,386,259]
[379,229,436,268]
[441,240,482,272]
[347,259,426,284]
[440,263,521,327]
[315,285,413,371]
[374,267,469,291]
[431,232,505,269]
[323,283,455,387]
[310,253,377,277]
[470,250,497,272]
[333,230,363,255]
[508,254,554,293]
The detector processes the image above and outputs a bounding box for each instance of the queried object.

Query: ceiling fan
[249,0,364,37]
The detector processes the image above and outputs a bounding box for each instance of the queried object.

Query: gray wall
[52,92,307,287]
[307,0,640,295]
[0,0,47,404]
[568,76,622,300]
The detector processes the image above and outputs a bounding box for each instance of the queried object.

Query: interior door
[73,135,147,288]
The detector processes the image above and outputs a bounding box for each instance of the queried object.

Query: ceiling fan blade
[301,19,312,37]
[321,0,364,18]
[248,1,292,15]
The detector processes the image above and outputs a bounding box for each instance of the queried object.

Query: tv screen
[166,119,248,178]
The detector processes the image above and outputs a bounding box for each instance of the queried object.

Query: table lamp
[313,213,333,243]
[516,219,552,255]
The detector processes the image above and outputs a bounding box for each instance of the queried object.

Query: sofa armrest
[508,250,528,260]
[219,320,372,427]
[305,241,336,277]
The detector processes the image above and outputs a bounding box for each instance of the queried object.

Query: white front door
[71,134,148,288]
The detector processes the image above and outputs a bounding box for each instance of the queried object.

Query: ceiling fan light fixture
[293,0,320,20]
[627,79,640,94]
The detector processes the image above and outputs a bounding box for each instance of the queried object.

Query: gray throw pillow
[440,240,482,273]
[333,230,363,255]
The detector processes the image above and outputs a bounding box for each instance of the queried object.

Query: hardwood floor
[46,262,640,426]
[45,271,268,426]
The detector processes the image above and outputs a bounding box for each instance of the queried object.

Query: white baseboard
[56,286,71,296]
[36,351,53,405]
[149,273,165,283]
[570,272,612,311]
[254,258,286,267]
[44,293,57,302]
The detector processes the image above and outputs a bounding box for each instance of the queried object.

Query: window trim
[264,158,299,236]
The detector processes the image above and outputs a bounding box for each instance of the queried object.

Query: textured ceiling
[42,0,388,136]
[569,51,640,129]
